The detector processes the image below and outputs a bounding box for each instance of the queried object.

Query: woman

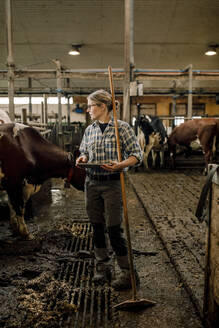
[76,89,143,290]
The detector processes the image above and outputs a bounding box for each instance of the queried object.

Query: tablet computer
[77,162,111,168]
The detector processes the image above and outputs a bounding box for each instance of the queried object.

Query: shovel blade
[113,298,156,312]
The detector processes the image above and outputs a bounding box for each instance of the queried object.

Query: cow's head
[65,151,86,191]
[138,116,154,136]
[67,166,86,191]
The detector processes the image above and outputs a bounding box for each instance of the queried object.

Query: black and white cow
[135,115,167,168]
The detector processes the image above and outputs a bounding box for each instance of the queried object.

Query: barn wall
[130,96,219,117]
[206,103,219,116]
[74,95,219,117]
[157,102,169,116]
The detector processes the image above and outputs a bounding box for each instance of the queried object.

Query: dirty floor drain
[62,222,93,253]
[54,222,118,328]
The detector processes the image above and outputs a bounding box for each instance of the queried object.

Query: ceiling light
[205,45,218,56]
[68,44,82,56]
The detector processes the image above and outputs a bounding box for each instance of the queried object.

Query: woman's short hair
[87,89,119,112]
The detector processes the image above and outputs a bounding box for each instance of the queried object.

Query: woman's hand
[101,161,123,172]
[76,155,88,167]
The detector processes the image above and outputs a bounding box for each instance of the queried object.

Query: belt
[87,173,120,181]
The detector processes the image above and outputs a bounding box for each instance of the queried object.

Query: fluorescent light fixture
[205,45,218,56]
[68,44,81,56]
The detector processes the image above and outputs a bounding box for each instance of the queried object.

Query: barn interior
[0,1,219,328]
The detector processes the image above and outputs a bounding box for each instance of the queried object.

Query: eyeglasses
[87,103,99,109]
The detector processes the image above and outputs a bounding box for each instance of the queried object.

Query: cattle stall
[132,114,219,171]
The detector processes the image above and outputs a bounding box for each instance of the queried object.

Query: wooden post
[5,0,15,121]
[172,96,176,116]
[44,94,48,124]
[203,165,219,328]
[172,96,177,129]
[21,108,27,124]
[41,101,44,124]
[187,64,193,120]
[123,0,134,124]
[28,78,32,121]
[53,59,63,146]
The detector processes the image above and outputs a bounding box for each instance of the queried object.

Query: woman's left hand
[101,161,123,172]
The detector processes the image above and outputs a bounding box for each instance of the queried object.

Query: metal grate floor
[55,221,117,328]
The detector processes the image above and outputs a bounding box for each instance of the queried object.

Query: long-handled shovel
[108,66,156,311]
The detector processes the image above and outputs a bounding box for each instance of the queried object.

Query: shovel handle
[108,66,137,300]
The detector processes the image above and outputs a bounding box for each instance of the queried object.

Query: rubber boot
[92,261,112,285]
[112,268,140,291]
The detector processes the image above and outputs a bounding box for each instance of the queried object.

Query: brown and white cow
[168,118,219,173]
[0,123,86,239]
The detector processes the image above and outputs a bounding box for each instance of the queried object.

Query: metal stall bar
[5,0,15,121]
[41,101,44,124]
[53,60,63,147]
[66,78,71,127]
[44,94,48,124]
[123,0,134,123]
[21,108,27,124]
[28,78,32,121]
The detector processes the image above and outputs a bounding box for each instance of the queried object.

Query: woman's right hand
[76,155,88,167]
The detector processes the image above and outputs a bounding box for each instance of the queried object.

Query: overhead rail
[2,68,219,79]
[0,89,219,95]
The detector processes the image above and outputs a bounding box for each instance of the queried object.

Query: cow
[0,123,86,239]
[135,115,167,169]
[168,118,219,174]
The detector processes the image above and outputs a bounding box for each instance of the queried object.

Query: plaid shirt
[79,117,143,176]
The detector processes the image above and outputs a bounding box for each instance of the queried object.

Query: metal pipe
[130,0,134,69]
[67,96,71,127]
[1,90,219,96]
[2,68,219,76]
[66,78,71,127]
[56,62,62,128]
[5,0,15,121]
